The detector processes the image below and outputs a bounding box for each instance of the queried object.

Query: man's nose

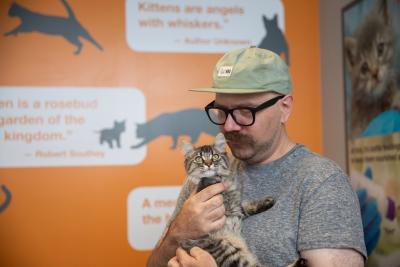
[222,114,241,132]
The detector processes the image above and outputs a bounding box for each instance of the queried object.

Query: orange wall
[0,1,321,266]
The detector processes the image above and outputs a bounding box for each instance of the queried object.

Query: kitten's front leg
[180,236,211,252]
[242,196,275,217]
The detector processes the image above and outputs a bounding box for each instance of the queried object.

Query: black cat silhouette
[4,0,103,55]
[97,120,126,149]
[131,109,219,150]
[258,14,290,65]
[0,185,12,213]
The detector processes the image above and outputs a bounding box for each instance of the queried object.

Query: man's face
[214,92,287,164]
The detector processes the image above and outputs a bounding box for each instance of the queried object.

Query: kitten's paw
[259,196,275,212]
[180,237,211,251]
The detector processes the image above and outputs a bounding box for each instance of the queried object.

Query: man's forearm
[147,225,181,267]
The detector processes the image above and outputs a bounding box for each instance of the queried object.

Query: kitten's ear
[214,133,226,153]
[377,0,390,25]
[181,140,194,156]
[344,37,357,69]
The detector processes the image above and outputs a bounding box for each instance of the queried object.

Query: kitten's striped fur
[181,133,307,267]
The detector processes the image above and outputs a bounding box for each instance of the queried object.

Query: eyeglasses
[205,95,285,126]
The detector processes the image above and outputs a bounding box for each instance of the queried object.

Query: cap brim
[189,87,276,94]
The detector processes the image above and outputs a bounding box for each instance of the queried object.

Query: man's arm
[147,183,227,267]
[301,248,364,267]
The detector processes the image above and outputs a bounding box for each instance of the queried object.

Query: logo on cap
[217,66,233,77]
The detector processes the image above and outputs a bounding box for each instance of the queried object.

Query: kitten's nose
[372,69,379,79]
[204,159,212,167]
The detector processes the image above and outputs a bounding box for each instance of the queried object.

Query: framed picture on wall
[342,0,400,265]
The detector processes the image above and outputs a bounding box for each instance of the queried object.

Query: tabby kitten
[181,133,306,267]
[344,0,399,138]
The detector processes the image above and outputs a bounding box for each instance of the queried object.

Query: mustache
[224,132,254,144]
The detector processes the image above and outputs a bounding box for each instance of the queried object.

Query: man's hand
[169,182,226,241]
[147,182,226,267]
[168,247,217,267]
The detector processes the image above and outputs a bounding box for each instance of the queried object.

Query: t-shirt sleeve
[297,172,367,258]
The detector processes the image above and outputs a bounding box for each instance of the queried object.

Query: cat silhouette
[131,109,219,150]
[0,185,12,213]
[258,14,290,65]
[97,120,126,149]
[4,0,103,55]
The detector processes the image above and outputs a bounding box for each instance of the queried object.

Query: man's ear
[279,95,293,123]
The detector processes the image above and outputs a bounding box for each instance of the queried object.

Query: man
[147,47,367,267]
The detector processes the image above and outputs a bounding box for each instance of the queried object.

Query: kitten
[98,120,125,149]
[181,133,306,267]
[344,0,399,138]
[4,0,103,55]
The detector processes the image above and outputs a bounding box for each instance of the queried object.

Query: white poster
[0,87,146,167]
[126,0,285,53]
[127,186,181,250]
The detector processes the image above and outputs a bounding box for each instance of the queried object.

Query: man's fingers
[189,246,218,267]
[176,247,189,258]
[210,214,226,230]
[167,256,180,267]
[189,246,205,258]
[175,247,194,266]
[195,182,225,202]
[205,204,225,221]
[204,194,224,210]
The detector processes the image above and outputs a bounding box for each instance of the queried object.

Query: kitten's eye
[212,154,220,161]
[361,62,369,74]
[377,42,385,56]
[194,156,203,163]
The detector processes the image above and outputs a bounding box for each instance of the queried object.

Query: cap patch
[217,66,233,77]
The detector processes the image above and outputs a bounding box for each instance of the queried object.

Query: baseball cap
[191,46,292,94]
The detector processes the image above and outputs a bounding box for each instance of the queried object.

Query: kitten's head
[181,133,229,184]
[344,0,395,99]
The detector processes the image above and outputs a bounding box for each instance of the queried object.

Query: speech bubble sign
[127,186,181,251]
[126,0,285,53]
[0,87,146,167]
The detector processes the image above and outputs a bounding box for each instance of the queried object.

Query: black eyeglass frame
[204,95,285,126]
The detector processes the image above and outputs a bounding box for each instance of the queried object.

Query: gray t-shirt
[170,144,367,267]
